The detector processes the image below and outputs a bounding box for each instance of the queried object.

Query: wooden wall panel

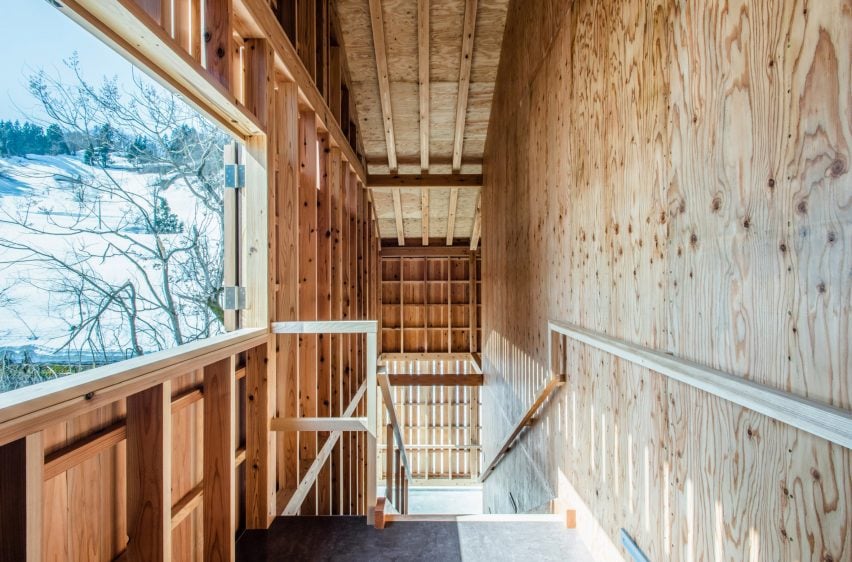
[482,1,851,561]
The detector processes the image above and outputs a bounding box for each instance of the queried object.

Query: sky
[0,1,139,120]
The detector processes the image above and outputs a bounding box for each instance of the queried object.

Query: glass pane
[0,2,233,392]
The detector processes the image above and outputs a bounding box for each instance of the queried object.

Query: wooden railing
[271,321,379,523]
[0,327,269,561]
[548,320,852,449]
[374,367,413,528]
[479,374,565,482]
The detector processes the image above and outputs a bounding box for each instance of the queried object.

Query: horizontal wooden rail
[272,320,377,334]
[549,320,852,449]
[270,417,370,432]
[480,375,565,482]
[388,374,483,386]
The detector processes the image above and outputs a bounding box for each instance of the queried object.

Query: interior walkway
[236,515,593,561]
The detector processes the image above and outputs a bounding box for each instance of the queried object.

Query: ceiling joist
[470,193,481,251]
[451,0,478,172]
[392,188,405,246]
[368,0,398,172]
[418,0,430,172]
[446,187,459,245]
[421,189,430,245]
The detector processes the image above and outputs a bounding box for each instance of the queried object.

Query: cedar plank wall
[482,1,850,561]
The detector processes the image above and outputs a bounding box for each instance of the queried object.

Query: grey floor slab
[236,516,594,562]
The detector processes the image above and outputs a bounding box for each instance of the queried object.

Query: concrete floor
[406,486,483,514]
[236,516,593,562]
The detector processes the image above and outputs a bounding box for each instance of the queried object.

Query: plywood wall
[481,1,850,560]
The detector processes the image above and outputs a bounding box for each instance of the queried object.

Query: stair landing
[236,515,593,561]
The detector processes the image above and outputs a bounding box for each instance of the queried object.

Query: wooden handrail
[273,320,379,523]
[0,328,268,447]
[479,374,565,482]
[549,320,852,449]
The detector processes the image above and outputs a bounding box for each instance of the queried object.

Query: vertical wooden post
[341,165,353,514]
[316,132,332,515]
[330,148,344,515]
[126,383,171,562]
[298,109,319,515]
[204,0,233,90]
[394,449,402,511]
[243,37,277,529]
[275,81,300,505]
[0,433,43,562]
[245,344,275,527]
[365,329,377,524]
[204,358,236,562]
[402,470,408,515]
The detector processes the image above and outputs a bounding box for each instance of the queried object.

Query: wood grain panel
[482,0,851,561]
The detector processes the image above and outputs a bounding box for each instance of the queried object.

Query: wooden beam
[480,375,565,482]
[282,381,367,515]
[126,382,172,562]
[388,374,483,387]
[380,246,474,258]
[0,433,42,562]
[368,174,482,188]
[392,188,405,246]
[367,0,398,172]
[271,417,370,432]
[204,0,234,91]
[240,0,368,182]
[469,193,481,251]
[171,483,203,529]
[446,188,459,245]
[451,0,477,171]
[203,358,235,562]
[58,0,261,138]
[43,421,126,481]
[418,0,430,171]
[421,189,430,245]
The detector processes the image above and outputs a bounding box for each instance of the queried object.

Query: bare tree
[0,56,229,366]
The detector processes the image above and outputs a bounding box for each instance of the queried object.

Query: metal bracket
[221,286,246,310]
[224,164,245,189]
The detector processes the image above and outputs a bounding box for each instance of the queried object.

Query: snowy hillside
[0,152,224,364]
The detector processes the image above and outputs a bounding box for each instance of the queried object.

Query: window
[0,2,234,391]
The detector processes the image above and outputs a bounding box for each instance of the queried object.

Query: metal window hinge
[222,286,246,310]
[224,164,245,189]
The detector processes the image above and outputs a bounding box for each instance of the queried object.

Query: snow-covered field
[0,152,223,363]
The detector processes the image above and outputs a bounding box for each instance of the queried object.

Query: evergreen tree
[45,124,69,155]
[151,195,183,234]
[94,123,114,166]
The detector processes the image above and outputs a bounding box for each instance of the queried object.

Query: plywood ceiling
[334,0,509,244]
